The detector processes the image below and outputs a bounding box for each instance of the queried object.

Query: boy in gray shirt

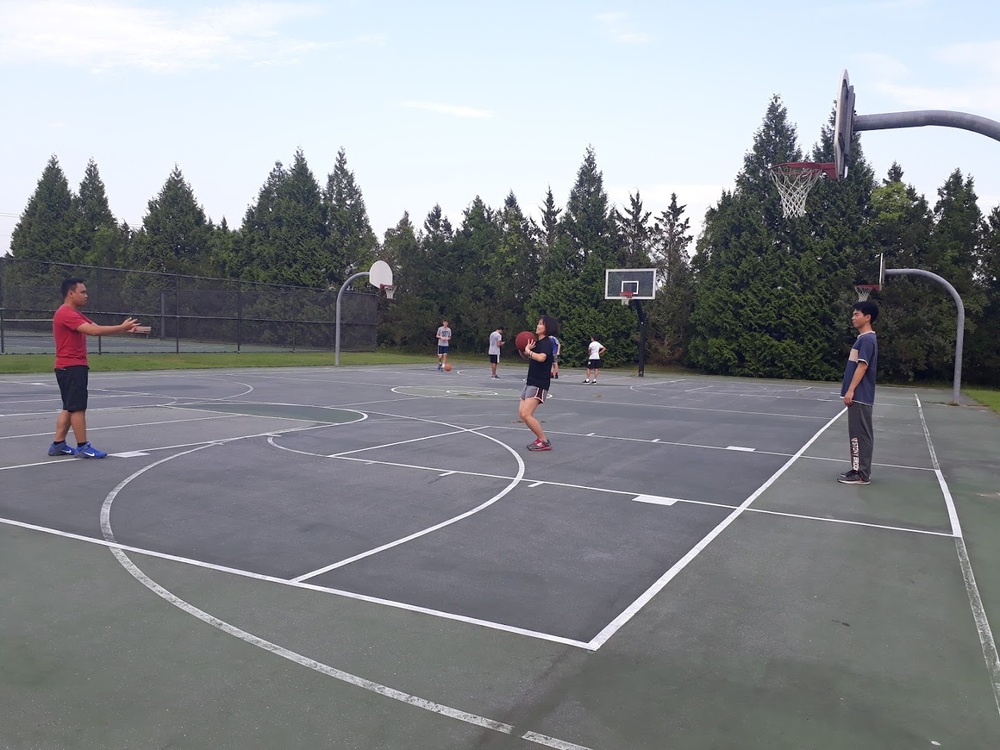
[839,300,879,485]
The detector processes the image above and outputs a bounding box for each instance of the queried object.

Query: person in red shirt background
[49,278,139,459]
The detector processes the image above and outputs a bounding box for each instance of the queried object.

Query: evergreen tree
[496,191,539,324]
[449,196,502,350]
[74,159,126,268]
[920,169,986,381]
[379,212,434,349]
[966,206,1000,384]
[240,150,327,287]
[688,97,874,379]
[531,147,634,367]
[10,155,79,263]
[868,166,935,381]
[323,148,377,285]
[615,190,653,266]
[536,187,562,260]
[129,166,211,275]
[648,193,695,363]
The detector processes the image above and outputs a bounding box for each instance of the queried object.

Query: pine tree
[921,169,986,381]
[129,166,211,275]
[531,147,634,367]
[615,191,653,266]
[11,155,79,263]
[966,206,1000,384]
[648,193,694,363]
[379,212,434,350]
[869,165,935,381]
[74,159,125,268]
[239,150,327,287]
[323,148,377,285]
[688,96,874,379]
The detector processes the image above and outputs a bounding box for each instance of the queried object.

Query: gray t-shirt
[841,331,878,405]
[437,326,451,348]
[488,330,503,355]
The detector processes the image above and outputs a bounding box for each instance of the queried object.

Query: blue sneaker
[76,442,108,459]
[48,441,76,457]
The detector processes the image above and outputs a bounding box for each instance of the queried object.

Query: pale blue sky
[2,0,998,257]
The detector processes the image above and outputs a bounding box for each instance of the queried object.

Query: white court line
[585,407,847,650]
[745,507,956,538]
[0,514,588,649]
[632,495,679,507]
[287,415,527,582]
[92,448,594,749]
[916,394,1000,717]
[0,413,245,441]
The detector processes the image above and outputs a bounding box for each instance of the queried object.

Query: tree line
[8,97,1000,386]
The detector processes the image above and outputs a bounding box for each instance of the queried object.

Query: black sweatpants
[847,401,874,479]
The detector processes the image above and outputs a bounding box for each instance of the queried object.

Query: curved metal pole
[885,268,965,404]
[335,271,369,366]
[855,111,1000,143]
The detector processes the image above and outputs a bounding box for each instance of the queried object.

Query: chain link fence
[0,258,377,355]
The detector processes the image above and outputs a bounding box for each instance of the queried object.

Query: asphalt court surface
[3,363,1000,749]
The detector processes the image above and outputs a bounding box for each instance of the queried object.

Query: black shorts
[587,358,603,369]
[489,354,499,363]
[55,365,89,412]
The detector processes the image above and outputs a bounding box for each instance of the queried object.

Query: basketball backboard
[834,70,856,181]
[605,268,656,301]
[369,260,393,289]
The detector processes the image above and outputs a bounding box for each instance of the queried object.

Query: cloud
[402,101,494,119]
[594,12,651,45]
[0,1,341,72]
[856,47,1000,117]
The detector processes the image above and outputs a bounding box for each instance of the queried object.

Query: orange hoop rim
[771,161,838,180]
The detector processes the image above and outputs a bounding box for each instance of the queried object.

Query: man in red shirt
[50,278,139,459]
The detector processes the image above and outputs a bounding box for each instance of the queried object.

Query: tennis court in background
[2,363,999,749]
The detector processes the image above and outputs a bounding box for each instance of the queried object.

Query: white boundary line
[915,394,1000,716]
[96,447,595,750]
[585,407,846,649]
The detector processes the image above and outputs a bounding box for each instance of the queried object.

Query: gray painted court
[2,363,1000,749]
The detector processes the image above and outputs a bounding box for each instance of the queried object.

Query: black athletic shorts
[489,354,499,363]
[55,365,89,412]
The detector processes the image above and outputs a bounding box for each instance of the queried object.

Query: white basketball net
[381,284,395,300]
[769,164,827,218]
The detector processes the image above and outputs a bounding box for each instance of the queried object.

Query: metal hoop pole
[885,268,965,404]
[335,271,369,366]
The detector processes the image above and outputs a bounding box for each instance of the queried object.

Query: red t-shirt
[53,305,93,368]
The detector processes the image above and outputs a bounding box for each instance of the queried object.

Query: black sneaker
[837,470,855,480]
[837,471,870,485]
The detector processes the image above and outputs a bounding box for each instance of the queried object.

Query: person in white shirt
[584,336,606,384]
[436,319,452,371]
[488,326,505,378]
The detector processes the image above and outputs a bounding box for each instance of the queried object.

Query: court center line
[915,394,1000,717]
[585,407,847,650]
[95,448,593,749]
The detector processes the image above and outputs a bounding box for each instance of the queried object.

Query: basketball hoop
[769,162,837,218]
[620,290,634,306]
[854,284,880,301]
[381,284,396,300]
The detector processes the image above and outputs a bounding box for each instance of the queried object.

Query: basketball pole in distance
[335,260,393,366]
[884,268,966,405]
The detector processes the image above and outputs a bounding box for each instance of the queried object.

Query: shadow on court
[2,364,999,749]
